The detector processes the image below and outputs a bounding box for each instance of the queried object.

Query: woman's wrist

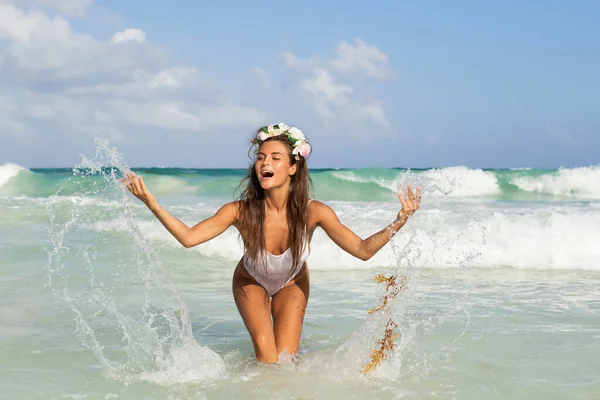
[146,199,159,212]
[387,213,408,236]
[395,211,408,225]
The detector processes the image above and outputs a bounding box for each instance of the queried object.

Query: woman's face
[255,140,297,190]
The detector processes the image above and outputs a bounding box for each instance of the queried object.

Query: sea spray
[368,172,482,381]
[301,170,483,381]
[45,138,226,385]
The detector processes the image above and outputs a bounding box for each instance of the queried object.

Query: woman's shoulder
[216,201,244,220]
[307,199,333,216]
[307,200,339,229]
[307,198,320,207]
[307,199,328,207]
[220,200,244,209]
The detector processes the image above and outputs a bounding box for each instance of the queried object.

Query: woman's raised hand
[397,185,421,221]
[121,172,157,208]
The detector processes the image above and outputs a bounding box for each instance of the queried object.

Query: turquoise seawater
[1,143,599,399]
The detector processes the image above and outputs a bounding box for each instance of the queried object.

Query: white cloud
[93,110,114,123]
[0,95,17,114]
[10,0,93,17]
[356,101,388,127]
[301,69,352,106]
[300,68,352,121]
[0,3,265,145]
[0,0,93,17]
[0,3,71,43]
[281,39,392,130]
[28,103,56,119]
[251,67,270,89]
[0,95,29,135]
[330,38,391,79]
[111,28,145,44]
[66,67,200,96]
[281,51,315,71]
[77,125,123,141]
[39,0,92,16]
[108,101,264,132]
[0,6,139,85]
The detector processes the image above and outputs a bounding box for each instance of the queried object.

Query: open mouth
[261,170,274,179]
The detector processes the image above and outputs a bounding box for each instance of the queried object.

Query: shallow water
[3,262,599,399]
[1,149,600,399]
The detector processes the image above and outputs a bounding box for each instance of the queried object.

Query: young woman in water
[121,123,421,363]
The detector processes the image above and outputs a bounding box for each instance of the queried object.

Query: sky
[0,0,598,169]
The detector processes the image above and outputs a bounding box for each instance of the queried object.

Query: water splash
[301,169,482,382]
[44,138,226,385]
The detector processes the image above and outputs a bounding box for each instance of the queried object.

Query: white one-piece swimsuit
[243,201,312,296]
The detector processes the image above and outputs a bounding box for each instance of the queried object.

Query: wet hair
[236,133,313,275]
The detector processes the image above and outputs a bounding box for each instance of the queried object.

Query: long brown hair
[236,133,313,274]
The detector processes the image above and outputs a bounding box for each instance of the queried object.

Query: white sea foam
[416,166,501,197]
[310,203,600,270]
[0,162,28,188]
[511,165,600,199]
[135,343,227,385]
[84,201,600,271]
[331,166,501,198]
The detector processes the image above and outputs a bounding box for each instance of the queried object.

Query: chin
[259,179,283,190]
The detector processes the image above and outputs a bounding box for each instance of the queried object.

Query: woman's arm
[315,186,421,261]
[121,172,238,248]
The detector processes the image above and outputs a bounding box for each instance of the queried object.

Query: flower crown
[251,123,312,161]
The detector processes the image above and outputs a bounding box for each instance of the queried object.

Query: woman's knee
[251,333,278,363]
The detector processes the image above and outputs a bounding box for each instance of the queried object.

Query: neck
[264,186,290,213]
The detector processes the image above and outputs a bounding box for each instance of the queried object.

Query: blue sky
[0,0,598,169]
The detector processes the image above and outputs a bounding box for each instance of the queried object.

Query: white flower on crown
[287,126,305,141]
[277,122,290,131]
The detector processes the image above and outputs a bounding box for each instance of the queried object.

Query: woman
[121,123,421,364]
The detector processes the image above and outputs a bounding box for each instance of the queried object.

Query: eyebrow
[257,151,285,156]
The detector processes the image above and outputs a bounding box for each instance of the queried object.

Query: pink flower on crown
[292,141,312,158]
[258,131,269,141]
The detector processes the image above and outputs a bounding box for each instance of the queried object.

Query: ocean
[1,142,599,399]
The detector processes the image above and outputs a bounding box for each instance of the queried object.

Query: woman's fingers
[138,175,145,189]
[398,185,422,216]
[128,173,142,196]
[398,192,407,210]
[121,176,133,192]
[121,172,145,199]
[134,175,142,194]
[130,173,139,193]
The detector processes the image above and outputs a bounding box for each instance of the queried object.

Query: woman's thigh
[271,268,310,356]
[232,265,277,363]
